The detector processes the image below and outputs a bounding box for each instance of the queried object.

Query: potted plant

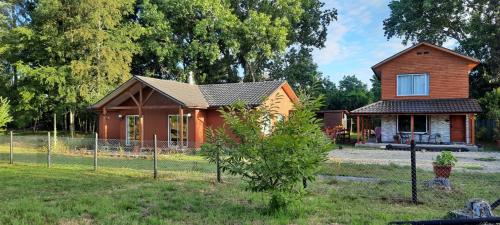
[433,151,457,178]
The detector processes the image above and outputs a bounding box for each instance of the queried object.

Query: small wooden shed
[316,110,349,129]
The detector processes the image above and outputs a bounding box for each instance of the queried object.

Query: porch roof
[350,98,482,115]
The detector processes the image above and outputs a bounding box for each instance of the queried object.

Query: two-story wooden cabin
[351,42,482,149]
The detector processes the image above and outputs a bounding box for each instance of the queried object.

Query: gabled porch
[350,99,482,151]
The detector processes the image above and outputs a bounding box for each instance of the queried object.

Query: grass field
[1,149,499,225]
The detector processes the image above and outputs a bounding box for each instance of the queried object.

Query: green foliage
[214,94,332,210]
[200,127,233,181]
[370,74,381,101]
[326,75,372,110]
[434,151,458,167]
[383,0,499,101]
[134,0,337,83]
[480,88,500,139]
[269,48,328,97]
[0,97,13,129]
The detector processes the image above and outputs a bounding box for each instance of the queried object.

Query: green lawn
[1,151,499,225]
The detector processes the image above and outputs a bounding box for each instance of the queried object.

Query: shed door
[450,115,465,143]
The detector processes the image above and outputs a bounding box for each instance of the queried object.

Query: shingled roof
[199,80,284,107]
[350,99,482,114]
[91,76,290,109]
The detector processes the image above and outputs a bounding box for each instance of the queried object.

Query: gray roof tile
[351,99,482,114]
[199,80,284,107]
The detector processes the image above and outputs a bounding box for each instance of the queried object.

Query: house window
[397,115,428,133]
[397,74,429,96]
[126,115,140,145]
[168,114,189,147]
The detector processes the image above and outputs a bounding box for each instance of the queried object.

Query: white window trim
[125,115,139,145]
[168,114,189,147]
[396,73,429,96]
[396,115,428,133]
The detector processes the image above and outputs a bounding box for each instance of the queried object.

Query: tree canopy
[0,0,337,131]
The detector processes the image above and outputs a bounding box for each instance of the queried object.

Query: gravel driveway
[328,148,500,173]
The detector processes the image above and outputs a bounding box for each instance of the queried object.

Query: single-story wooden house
[90,76,298,148]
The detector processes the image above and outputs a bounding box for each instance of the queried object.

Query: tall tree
[370,74,381,101]
[269,48,326,96]
[383,0,499,98]
[326,75,372,111]
[0,0,141,131]
[134,0,336,84]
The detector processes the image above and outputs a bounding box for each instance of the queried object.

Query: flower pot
[433,163,452,178]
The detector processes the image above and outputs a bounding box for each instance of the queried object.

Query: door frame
[450,115,466,143]
[125,115,139,145]
[168,114,189,147]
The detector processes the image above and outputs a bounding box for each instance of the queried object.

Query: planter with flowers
[433,151,457,178]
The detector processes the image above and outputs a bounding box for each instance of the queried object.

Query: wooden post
[410,115,415,141]
[103,108,108,140]
[179,107,184,149]
[356,116,360,143]
[47,132,51,168]
[94,132,98,171]
[470,114,475,145]
[139,87,144,147]
[9,131,13,164]
[154,134,158,179]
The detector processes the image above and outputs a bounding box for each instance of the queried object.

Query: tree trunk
[64,112,67,131]
[69,109,75,138]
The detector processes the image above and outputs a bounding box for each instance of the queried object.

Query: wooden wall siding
[377,45,476,100]
[323,112,343,128]
[261,86,295,117]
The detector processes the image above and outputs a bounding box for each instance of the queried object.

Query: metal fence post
[410,139,417,204]
[9,131,13,164]
[154,134,158,179]
[47,132,51,168]
[94,133,98,171]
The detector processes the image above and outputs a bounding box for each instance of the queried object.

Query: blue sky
[312,0,457,87]
[312,0,406,87]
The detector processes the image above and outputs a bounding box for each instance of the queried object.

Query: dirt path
[328,149,500,173]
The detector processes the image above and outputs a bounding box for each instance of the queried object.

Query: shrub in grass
[207,93,332,212]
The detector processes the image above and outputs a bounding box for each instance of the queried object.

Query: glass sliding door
[168,115,188,147]
[126,115,140,145]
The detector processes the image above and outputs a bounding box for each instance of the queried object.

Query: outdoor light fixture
[186,113,192,117]
[118,114,123,119]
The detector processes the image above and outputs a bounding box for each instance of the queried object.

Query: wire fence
[0,132,498,213]
[0,132,213,175]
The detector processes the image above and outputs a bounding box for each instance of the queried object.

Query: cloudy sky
[312,0,405,86]
[312,0,457,86]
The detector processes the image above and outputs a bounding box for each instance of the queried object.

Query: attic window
[423,51,430,54]
[417,52,422,55]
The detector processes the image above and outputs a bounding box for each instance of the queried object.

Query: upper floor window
[397,74,429,96]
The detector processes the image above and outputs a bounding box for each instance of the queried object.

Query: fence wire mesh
[1,133,498,211]
[0,134,213,174]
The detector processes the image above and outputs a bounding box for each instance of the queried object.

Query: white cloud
[312,22,348,65]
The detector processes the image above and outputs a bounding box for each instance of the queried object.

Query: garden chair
[428,133,442,144]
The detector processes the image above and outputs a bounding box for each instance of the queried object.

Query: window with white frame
[397,74,429,96]
[397,115,428,133]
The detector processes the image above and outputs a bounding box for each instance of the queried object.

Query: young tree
[0,97,13,130]
[211,95,332,211]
